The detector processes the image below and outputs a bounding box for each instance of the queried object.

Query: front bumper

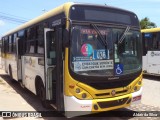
[64,87,143,117]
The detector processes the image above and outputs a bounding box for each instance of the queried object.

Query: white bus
[142,28,160,75]
[0,2,142,117]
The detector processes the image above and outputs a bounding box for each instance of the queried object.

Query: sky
[0,0,160,37]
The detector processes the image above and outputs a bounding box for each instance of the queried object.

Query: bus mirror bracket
[63,29,70,47]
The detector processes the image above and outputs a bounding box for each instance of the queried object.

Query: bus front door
[44,28,63,111]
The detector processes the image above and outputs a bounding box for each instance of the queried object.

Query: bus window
[26,27,37,54]
[4,37,9,53]
[29,41,35,53]
[46,31,56,65]
[157,32,160,49]
[37,40,44,54]
[9,35,13,53]
[143,33,153,51]
[13,33,17,53]
[37,25,44,54]
[143,33,159,50]
[152,33,157,49]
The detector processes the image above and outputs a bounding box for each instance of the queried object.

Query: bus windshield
[70,25,142,76]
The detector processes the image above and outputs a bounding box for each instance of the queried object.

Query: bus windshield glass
[70,25,142,76]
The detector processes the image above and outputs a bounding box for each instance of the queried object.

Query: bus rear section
[142,28,160,76]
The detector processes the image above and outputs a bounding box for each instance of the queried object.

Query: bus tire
[37,79,51,109]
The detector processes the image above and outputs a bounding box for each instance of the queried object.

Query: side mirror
[63,29,69,47]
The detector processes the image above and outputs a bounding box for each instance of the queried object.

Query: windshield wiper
[90,23,108,49]
[118,26,130,44]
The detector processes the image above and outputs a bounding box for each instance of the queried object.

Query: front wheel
[37,81,51,108]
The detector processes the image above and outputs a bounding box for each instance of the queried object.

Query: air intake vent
[97,97,129,108]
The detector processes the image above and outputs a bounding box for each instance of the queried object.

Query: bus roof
[141,28,160,33]
[2,2,137,37]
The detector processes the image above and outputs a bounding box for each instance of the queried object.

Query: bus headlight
[76,88,81,93]
[132,77,142,92]
[134,86,137,91]
[68,83,93,100]
[71,86,92,100]
[82,93,87,98]
[138,81,141,85]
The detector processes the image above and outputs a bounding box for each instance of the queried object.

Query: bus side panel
[0,56,5,70]
[142,55,147,72]
[147,51,160,74]
[22,56,45,95]
[8,54,18,80]
[0,52,18,81]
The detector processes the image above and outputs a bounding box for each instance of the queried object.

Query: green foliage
[140,17,157,29]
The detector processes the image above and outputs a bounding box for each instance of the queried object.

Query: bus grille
[95,89,128,97]
[87,78,133,90]
[97,97,129,108]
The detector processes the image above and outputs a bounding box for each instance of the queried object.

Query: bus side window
[158,32,160,49]
[9,35,13,53]
[152,33,158,50]
[25,27,38,54]
[37,25,44,54]
[142,33,147,55]
[13,34,17,53]
[4,37,9,53]
[143,33,153,51]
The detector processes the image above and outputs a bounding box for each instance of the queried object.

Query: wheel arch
[35,75,44,95]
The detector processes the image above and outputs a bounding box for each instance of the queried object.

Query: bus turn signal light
[76,88,80,93]
[134,86,137,91]
[138,81,141,85]
[82,93,87,98]
[69,84,75,89]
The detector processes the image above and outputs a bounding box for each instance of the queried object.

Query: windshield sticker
[93,49,109,60]
[81,29,109,35]
[74,60,113,71]
[115,58,120,63]
[114,64,123,75]
[73,56,93,61]
[81,44,93,57]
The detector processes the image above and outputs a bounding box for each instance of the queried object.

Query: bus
[0,2,142,117]
[142,28,160,75]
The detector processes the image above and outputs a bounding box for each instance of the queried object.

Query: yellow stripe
[141,28,160,33]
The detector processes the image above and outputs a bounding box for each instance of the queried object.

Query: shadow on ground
[143,74,160,82]
[0,74,51,111]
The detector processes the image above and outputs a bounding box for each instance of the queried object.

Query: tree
[140,17,157,29]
